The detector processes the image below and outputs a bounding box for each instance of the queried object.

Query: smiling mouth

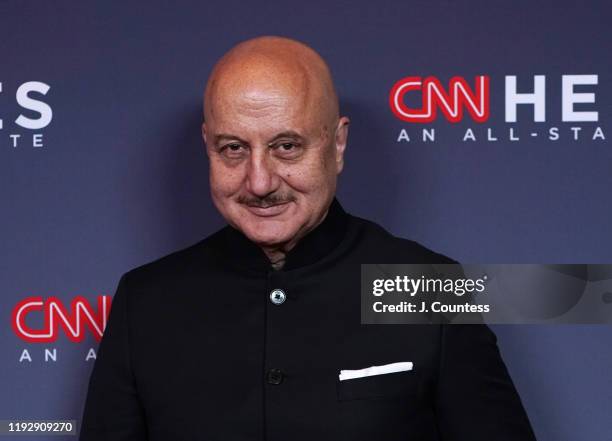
[244,201,291,217]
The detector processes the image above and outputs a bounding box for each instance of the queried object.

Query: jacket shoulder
[119,227,226,287]
[349,214,457,264]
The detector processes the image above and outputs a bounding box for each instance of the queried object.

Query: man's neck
[269,255,286,271]
[260,240,295,271]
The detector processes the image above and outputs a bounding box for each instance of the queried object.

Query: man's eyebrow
[268,131,306,142]
[213,134,248,145]
[212,131,306,145]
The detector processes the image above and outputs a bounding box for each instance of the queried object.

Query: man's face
[203,81,349,249]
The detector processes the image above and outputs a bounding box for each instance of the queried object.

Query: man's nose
[245,149,280,197]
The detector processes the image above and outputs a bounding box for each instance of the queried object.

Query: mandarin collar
[219,198,349,273]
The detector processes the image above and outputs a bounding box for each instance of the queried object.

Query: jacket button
[266,368,284,385]
[269,288,286,305]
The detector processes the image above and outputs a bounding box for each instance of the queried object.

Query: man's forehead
[211,82,309,114]
[207,109,321,143]
[206,76,324,140]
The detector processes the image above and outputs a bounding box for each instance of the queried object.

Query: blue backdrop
[1,1,610,440]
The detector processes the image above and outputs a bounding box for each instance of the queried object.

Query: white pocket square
[339,361,413,381]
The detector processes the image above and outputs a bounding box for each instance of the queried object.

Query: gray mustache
[238,195,295,208]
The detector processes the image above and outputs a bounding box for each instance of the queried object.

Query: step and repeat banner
[1,1,611,440]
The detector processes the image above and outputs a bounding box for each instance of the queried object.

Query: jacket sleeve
[80,273,148,440]
[434,324,537,441]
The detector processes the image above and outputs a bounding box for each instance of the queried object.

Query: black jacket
[80,198,536,441]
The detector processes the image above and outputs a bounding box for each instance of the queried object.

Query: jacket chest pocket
[336,370,421,401]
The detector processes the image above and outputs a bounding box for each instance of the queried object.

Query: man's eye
[220,143,246,157]
[272,142,301,155]
[271,142,302,159]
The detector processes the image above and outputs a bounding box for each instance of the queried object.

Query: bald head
[204,36,339,129]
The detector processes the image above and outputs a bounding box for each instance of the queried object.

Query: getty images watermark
[361,264,612,324]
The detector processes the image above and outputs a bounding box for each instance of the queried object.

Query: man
[80,36,536,440]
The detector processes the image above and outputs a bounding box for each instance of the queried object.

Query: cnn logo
[389,74,598,123]
[12,296,112,343]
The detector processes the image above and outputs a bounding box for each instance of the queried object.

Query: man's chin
[240,223,296,248]
[221,202,303,246]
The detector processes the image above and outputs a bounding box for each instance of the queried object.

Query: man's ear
[201,121,210,158]
[334,116,350,174]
